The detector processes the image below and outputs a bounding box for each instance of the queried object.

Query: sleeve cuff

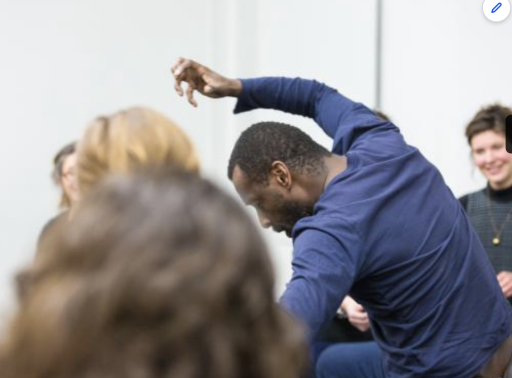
[233,78,257,114]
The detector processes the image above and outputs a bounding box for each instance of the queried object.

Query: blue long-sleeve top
[234,77,512,378]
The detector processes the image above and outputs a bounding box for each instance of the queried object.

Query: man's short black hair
[227,122,330,184]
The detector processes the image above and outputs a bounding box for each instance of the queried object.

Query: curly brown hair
[0,170,307,378]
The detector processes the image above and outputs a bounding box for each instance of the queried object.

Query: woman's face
[60,153,80,204]
[471,130,512,190]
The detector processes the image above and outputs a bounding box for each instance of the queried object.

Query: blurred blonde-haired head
[77,107,199,195]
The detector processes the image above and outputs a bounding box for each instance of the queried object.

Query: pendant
[492,237,501,246]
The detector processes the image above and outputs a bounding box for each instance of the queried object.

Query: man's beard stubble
[277,199,314,237]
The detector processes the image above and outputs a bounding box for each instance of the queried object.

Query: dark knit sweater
[460,184,512,305]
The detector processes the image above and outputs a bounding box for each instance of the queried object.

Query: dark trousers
[477,335,512,378]
[316,341,384,378]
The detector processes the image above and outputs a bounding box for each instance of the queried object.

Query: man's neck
[294,154,348,203]
[322,154,348,190]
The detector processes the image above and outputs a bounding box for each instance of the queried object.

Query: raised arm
[172,57,399,155]
[233,77,358,140]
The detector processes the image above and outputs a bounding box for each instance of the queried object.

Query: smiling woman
[459,104,512,305]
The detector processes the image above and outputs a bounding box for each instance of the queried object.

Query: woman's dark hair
[52,142,76,183]
[1,170,306,378]
[465,104,512,145]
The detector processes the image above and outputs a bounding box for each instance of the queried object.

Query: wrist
[340,296,353,313]
[228,79,243,97]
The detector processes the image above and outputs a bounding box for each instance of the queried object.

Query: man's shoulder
[292,210,358,243]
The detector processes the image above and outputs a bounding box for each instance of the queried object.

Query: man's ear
[270,161,292,188]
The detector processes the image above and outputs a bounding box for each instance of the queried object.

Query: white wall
[0,0,510,319]
[381,0,512,197]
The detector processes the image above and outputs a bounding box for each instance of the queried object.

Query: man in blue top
[172,58,512,378]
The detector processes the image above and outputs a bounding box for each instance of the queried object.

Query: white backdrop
[0,0,510,321]
[382,0,512,196]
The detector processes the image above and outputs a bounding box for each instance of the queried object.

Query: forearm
[280,278,348,341]
[234,77,322,117]
[224,78,243,98]
[234,77,356,139]
[279,224,359,341]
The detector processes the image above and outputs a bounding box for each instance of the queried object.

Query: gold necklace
[487,189,512,246]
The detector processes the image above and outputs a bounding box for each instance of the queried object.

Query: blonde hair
[77,107,199,195]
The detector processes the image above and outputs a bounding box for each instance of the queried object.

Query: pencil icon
[492,3,502,13]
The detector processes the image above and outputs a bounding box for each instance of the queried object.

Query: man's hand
[171,58,242,107]
[341,296,370,332]
[497,271,512,298]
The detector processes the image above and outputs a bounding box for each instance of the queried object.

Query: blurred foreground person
[77,106,200,196]
[1,170,307,378]
[35,106,199,258]
[22,142,79,298]
[28,107,200,298]
[52,141,79,209]
[37,141,79,247]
